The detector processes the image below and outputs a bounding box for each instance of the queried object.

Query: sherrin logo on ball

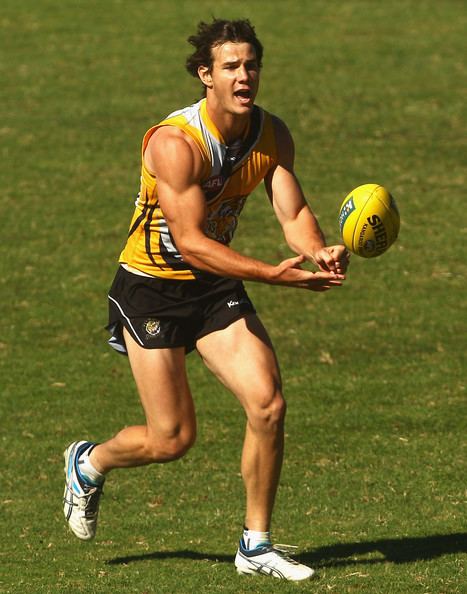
[338,183,400,258]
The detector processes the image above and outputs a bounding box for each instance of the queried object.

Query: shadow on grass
[298,532,467,568]
[106,548,232,566]
[106,532,467,567]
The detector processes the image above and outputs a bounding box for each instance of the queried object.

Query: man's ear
[198,65,213,88]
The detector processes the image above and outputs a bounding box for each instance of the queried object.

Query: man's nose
[237,64,249,80]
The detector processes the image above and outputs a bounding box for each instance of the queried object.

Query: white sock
[242,528,272,550]
[78,447,105,486]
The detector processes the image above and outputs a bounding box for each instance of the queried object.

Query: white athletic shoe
[235,540,315,581]
[63,441,103,541]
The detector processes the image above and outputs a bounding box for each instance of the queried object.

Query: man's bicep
[157,176,207,234]
[148,129,205,225]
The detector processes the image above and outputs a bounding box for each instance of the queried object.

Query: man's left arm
[264,116,349,275]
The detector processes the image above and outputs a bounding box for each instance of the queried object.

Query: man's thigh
[123,328,196,435]
[195,315,282,412]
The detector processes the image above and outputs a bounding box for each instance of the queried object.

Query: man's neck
[205,100,251,145]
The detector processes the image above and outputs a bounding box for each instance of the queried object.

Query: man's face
[202,41,260,115]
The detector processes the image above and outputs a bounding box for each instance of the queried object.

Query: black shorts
[107,266,256,354]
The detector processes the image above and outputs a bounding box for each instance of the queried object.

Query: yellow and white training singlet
[119,98,278,280]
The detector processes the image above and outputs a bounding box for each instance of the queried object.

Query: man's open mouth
[234,89,252,101]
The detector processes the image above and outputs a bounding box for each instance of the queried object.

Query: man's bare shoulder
[152,124,196,142]
[269,115,295,168]
[270,115,293,146]
[145,125,204,180]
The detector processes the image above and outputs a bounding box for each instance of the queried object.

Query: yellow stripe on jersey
[119,98,278,279]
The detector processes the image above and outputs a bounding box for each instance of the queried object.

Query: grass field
[1,1,466,592]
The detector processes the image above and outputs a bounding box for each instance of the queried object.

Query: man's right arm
[144,127,344,291]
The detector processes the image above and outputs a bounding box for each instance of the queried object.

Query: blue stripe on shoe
[74,442,102,487]
[239,539,274,557]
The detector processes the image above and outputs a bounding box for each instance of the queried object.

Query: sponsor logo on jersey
[203,175,225,190]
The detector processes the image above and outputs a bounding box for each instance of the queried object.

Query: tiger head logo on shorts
[143,319,161,338]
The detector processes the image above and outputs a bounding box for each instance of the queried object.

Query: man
[63,18,348,581]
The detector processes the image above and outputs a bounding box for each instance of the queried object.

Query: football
[338,183,400,257]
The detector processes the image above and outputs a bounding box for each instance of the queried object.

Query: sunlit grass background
[1,1,465,592]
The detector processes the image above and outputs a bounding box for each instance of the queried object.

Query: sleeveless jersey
[119,98,278,280]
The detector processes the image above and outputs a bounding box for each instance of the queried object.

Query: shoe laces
[79,485,103,517]
[271,544,300,565]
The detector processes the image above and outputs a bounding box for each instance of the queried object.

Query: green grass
[1,1,466,592]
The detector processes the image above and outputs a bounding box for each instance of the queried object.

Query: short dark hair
[185,18,263,79]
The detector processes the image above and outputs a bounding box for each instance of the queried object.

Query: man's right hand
[269,255,345,291]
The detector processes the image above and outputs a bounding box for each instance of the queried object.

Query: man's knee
[145,425,196,462]
[248,387,287,432]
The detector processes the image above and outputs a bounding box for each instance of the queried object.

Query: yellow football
[338,183,400,258]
